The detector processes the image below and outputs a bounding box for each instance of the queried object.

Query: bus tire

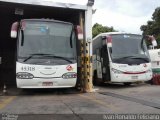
[123,82,132,86]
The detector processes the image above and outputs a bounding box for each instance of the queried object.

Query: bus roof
[93,32,141,41]
[0,0,87,10]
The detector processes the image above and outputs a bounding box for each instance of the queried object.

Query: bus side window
[109,47,112,54]
[96,48,101,61]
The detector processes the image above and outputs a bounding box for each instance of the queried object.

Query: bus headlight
[16,72,34,79]
[111,68,123,74]
[62,72,77,79]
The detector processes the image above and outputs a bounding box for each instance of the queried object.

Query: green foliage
[140,7,160,44]
[92,23,117,38]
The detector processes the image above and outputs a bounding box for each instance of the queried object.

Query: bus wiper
[23,54,52,62]
[52,55,73,63]
[119,56,149,62]
[131,57,149,62]
[23,54,73,63]
[119,56,137,59]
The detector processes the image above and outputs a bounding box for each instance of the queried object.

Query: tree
[92,23,117,38]
[140,7,160,44]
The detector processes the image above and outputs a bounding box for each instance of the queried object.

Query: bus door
[96,48,102,79]
[101,45,111,82]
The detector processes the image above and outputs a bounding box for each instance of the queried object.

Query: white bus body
[11,19,78,88]
[93,32,152,85]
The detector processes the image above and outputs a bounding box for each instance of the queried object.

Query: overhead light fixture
[15,8,24,15]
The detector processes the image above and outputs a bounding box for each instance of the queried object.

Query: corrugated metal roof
[0,0,87,10]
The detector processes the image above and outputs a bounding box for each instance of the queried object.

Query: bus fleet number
[21,66,35,71]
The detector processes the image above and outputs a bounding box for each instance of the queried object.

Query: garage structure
[0,0,94,92]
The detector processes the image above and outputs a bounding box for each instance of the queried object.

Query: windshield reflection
[108,34,150,64]
[17,20,77,64]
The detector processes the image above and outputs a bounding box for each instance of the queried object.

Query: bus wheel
[93,71,103,86]
[123,82,132,86]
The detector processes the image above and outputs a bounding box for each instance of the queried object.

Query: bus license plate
[131,76,138,79]
[42,82,53,86]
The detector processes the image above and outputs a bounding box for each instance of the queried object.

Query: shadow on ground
[0,86,81,96]
[94,82,151,90]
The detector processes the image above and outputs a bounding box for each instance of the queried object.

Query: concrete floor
[0,83,160,120]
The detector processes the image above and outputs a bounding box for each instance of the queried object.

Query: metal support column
[84,6,93,92]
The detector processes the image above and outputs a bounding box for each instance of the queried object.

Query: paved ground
[0,83,160,120]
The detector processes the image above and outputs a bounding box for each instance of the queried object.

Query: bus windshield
[18,20,76,64]
[109,34,150,64]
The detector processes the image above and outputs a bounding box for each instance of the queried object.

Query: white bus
[93,32,152,85]
[11,19,77,88]
[148,48,160,75]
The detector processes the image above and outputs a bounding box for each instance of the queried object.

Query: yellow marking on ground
[0,96,16,110]
[79,94,118,110]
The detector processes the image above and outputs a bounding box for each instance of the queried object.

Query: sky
[42,0,160,34]
[93,0,160,34]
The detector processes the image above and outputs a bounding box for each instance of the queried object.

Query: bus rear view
[93,33,152,85]
[11,19,77,88]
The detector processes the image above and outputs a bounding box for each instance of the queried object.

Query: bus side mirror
[102,36,106,40]
[149,45,154,50]
[75,25,83,40]
[11,22,19,38]
[102,36,112,47]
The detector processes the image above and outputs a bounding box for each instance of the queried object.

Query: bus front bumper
[16,78,77,88]
[111,73,153,83]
